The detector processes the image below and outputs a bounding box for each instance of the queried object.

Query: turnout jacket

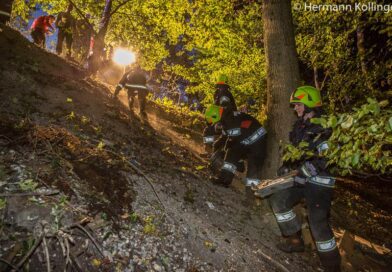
[289,112,332,177]
[55,12,75,31]
[221,111,266,149]
[116,67,148,94]
[213,84,237,112]
[203,86,237,147]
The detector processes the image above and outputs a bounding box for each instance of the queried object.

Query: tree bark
[90,0,113,74]
[260,0,300,179]
[0,0,13,24]
[356,25,367,74]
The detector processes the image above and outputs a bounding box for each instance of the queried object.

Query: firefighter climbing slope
[269,86,341,272]
[202,75,246,175]
[113,62,149,118]
[205,105,267,188]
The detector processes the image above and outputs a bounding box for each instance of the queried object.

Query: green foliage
[19,179,39,191]
[282,141,314,163]
[311,99,392,175]
[143,215,157,235]
[0,198,6,210]
[293,0,392,111]
[12,0,391,177]
[153,97,203,127]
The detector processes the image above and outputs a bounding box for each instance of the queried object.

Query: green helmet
[290,86,322,108]
[205,105,224,124]
[216,74,229,85]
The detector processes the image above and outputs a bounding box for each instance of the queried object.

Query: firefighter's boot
[277,232,305,253]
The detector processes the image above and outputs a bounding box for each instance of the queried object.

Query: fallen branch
[0,258,20,271]
[15,235,44,269]
[256,249,290,272]
[42,237,51,272]
[125,159,166,210]
[69,252,83,272]
[0,190,59,197]
[69,224,104,257]
[87,140,166,210]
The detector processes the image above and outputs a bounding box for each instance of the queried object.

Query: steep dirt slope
[0,24,295,272]
[0,25,391,272]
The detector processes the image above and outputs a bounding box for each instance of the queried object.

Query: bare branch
[0,190,60,197]
[0,258,20,271]
[67,0,97,35]
[69,224,105,257]
[16,235,44,269]
[110,0,133,17]
[42,237,51,272]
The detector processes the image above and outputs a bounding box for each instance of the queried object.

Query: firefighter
[203,75,245,173]
[55,4,75,58]
[203,74,237,148]
[213,74,237,113]
[30,15,55,48]
[205,105,267,188]
[269,86,341,272]
[113,63,149,117]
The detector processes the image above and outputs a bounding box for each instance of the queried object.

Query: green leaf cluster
[293,0,392,111]
[282,141,314,163]
[311,99,392,175]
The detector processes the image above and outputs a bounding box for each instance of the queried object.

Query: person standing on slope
[269,86,341,272]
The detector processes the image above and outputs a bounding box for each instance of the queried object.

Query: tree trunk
[90,0,113,73]
[260,0,300,179]
[0,0,13,24]
[357,25,367,74]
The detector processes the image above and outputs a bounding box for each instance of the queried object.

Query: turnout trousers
[127,89,147,115]
[219,137,266,187]
[56,28,73,57]
[269,180,341,269]
[31,28,46,47]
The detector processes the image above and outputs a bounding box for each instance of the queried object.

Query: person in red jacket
[30,15,55,48]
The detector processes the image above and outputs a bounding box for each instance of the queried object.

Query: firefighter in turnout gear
[113,64,149,117]
[55,4,75,58]
[269,86,341,272]
[203,75,247,174]
[213,74,237,113]
[203,74,237,149]
[205,105,267,188]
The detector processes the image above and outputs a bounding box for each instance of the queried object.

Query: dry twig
[87,140,166,210]
[0,258,20,271]
[0,190,59,197]
[42,237,51,272]
[15,235,44,269]
[256,249,290,272]
[69,224,104,257]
